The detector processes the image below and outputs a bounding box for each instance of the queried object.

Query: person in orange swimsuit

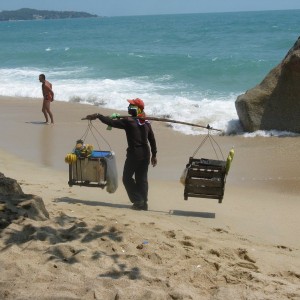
[39,74,54,124]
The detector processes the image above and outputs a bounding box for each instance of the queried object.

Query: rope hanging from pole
[191,130,225,161]
[78,120,112,151]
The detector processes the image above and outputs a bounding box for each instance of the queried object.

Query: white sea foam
[243,130,299,138]
[0,67,296,137]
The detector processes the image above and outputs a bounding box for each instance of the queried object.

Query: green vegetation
[0,8,98,21]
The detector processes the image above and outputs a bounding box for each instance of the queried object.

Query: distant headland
[0,8,98,21]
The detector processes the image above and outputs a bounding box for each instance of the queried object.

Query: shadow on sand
[55,196,130,209]
[25,121,48,125]
[55,197,215,218]
[170,210,215,219]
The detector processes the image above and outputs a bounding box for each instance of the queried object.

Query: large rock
[0,173,49,230]
[0,172,24,196]
[235,37,300,133]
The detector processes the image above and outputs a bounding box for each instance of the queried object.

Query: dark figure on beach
[39,74,54,124]
[85,98,157,211]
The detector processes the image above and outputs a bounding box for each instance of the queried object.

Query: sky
[1,0,300,17]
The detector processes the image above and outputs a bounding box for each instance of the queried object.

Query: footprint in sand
[235,261,259,271]
[276,245,292,251]
[287,271,300,279]
[47,244,85,263]
[180,240,194,247]
[237,248,256,263]
[164,230,176,239]
[209,249,220,257]
[144,252,162,264]
[212,228,229,234]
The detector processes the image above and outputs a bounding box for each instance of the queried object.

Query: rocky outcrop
[235,37,300,133]
[0,173,49,230]
[0,172,24,196]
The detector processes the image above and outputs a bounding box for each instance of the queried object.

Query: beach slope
[0,96,299,299]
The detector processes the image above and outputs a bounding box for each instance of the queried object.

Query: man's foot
[131,202,148,211]
[142,203,148,211]
[131,204,141,210]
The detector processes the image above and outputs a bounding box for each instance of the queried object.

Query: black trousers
[122,158,149,204]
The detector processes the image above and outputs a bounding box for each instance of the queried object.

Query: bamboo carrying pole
[82,115,223,133]
[130,116,222,132]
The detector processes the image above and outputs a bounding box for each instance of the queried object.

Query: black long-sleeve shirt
[97,115,157,161]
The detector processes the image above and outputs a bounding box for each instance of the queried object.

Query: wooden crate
[184,157,226,203]
[68,156,107,188]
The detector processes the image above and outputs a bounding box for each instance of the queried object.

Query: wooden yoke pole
[120,115,223,133]
[82,115,223,133]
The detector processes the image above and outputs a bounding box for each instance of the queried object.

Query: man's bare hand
[151,156,157,167]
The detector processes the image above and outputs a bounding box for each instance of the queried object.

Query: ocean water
[0,10,299,136]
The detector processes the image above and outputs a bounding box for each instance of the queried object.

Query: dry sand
[0,96,300,299]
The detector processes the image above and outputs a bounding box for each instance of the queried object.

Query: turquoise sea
[0,9,299,135]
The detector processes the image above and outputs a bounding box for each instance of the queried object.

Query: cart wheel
[184,195,188,201]
[218,198,223,204]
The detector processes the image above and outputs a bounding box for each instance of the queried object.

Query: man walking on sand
[85,98,157,211]
[39,74,54,124]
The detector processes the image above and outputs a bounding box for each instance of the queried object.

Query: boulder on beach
[235,36,300,133]
[0,172,49,230]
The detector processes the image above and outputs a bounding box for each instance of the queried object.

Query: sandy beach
[0,96,300,299]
